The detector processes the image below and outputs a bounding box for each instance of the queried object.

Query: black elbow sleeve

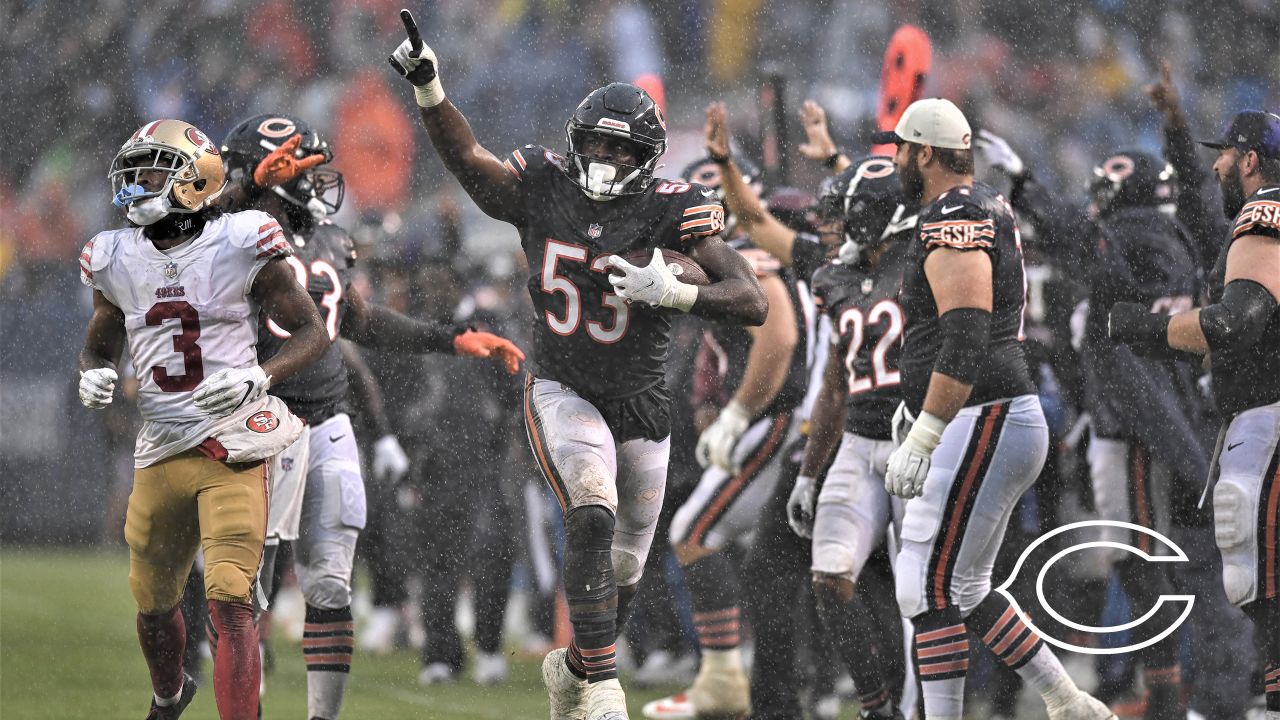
[934,308,991,384]
[1199,279,1276,353]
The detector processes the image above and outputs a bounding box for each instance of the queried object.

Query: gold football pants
[125,451,268,614]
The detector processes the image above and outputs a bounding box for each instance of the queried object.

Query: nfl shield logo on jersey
[164,261,178,281]
[588,223,603,239]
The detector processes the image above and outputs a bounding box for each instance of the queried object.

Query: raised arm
[388,11,523,224]
[704,102,799,265]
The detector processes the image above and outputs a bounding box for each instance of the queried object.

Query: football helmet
[565,83,667,200]
[680,155,763,237]
[221,114,345,220]
[109,119,226,225]
[763,186,817,234]
[1088,149,1176,217]
[815,155,916,263]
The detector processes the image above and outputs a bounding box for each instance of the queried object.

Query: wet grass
[0,548,680,719]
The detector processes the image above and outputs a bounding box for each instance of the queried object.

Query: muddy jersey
[503,145,725,438]
[898,183,1036,413]
[704,238,809,418]
[255,220,357,423]
[1208,183,1280,417]
[811,241,909,440]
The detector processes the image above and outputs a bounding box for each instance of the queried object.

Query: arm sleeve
[1165,122,1229,272]
[1009,173,1094,268]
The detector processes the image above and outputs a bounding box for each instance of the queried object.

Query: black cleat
[145,674,197,720]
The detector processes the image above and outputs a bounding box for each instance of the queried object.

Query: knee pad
[563,453,618,513]
[205,560,254,604]
[130,569,185,615]
[301,575,352,610]
[895,548,928,619]
[1214,476,1259,606]
[564,505,617,605]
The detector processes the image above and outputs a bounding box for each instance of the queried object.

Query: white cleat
[542,648,588,720]
[358,607,400,655]
[1046,690,1117,720]
[585,678,629,720]
[418,662,457,686]
[473,651,509,686]
[642,660,750,720]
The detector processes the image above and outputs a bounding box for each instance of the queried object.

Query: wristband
[708,151,731,165]
[904,411,947,454]
[414,78,446,108]
[822,151,842,169]
[668,282,699,313]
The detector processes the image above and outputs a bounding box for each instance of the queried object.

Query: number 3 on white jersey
[268,255,343,341]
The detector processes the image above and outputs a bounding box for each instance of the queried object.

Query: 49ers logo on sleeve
[185,127,220,156]
[246,411,279,433]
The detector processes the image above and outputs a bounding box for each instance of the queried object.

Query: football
[620,248,712,286]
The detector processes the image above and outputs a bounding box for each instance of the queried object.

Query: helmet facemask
[274,166,345,222]
[565,124,662,201]
[110,147,199,225]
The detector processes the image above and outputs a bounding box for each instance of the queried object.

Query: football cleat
[542,647,588,720]
[418,662,457,686]
[1046,690,1118,720]
[145,674,197,720]
[642,663,750,720]
[473,651,509,686]
[585,678,630,720]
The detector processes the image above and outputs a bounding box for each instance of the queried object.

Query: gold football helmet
[109,119,226,213]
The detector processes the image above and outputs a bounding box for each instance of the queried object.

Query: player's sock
[563,505,619,684]
[303,604,353,720]
[257,539,280,608]
[208,599,260,720]
[816,592,892,716]
[684,553,743,654]
[968,593,1076,706]
[912,605,968,720]
[137,606,187,701]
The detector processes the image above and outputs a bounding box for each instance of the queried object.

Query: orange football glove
[453,330,525,375]
[253,135,328,188]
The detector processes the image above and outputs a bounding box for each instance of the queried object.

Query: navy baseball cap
[1199,110,1280,159]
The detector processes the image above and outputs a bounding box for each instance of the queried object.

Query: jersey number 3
[542,240,629,344]
[838,300,903,394]
[147,300,203,392]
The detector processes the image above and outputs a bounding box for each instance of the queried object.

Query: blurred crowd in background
[1,0,1278,713]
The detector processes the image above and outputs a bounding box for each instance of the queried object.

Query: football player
[641,152,809,720]
[1109,109,1280,720]
[785,159,917,720]
[876,99,1114,720]
[388,16,767,720]
[78,120,329,720]
[216,113,525,720]
[982,132,1207,718]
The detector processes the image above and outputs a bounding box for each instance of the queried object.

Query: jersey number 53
[541,240,630,344]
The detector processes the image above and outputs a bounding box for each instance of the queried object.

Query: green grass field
[0,549,682,719]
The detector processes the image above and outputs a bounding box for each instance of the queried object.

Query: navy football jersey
[898,182,1036,413]
[256,220,357,423]
[704,238,809,418]
[811,242,909,440]
[790,231,829,284]
[504,146,725,439]
[1208,183,1280,417]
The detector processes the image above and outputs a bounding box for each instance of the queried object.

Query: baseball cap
[1199,110,1280,159]
[870,98,972,150]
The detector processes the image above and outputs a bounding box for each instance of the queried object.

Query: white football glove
[975,129,1026,178]
[787,474,818,538]
[696,400,752,472]
[192,366,270,417]
[885,411,946,499]
[388,32,445,107]
[372,434,411,485]
[79,368,118,410]
[605,249,699,312]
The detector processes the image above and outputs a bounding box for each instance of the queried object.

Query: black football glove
[387,10,445,106]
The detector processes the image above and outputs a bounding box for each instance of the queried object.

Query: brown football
[620,248,712,286]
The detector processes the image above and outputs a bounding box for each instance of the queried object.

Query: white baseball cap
[871,98,972,150]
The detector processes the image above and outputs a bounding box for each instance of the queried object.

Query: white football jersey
[81,210,292,465]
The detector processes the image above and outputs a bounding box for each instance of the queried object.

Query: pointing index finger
[400,9,423,54]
